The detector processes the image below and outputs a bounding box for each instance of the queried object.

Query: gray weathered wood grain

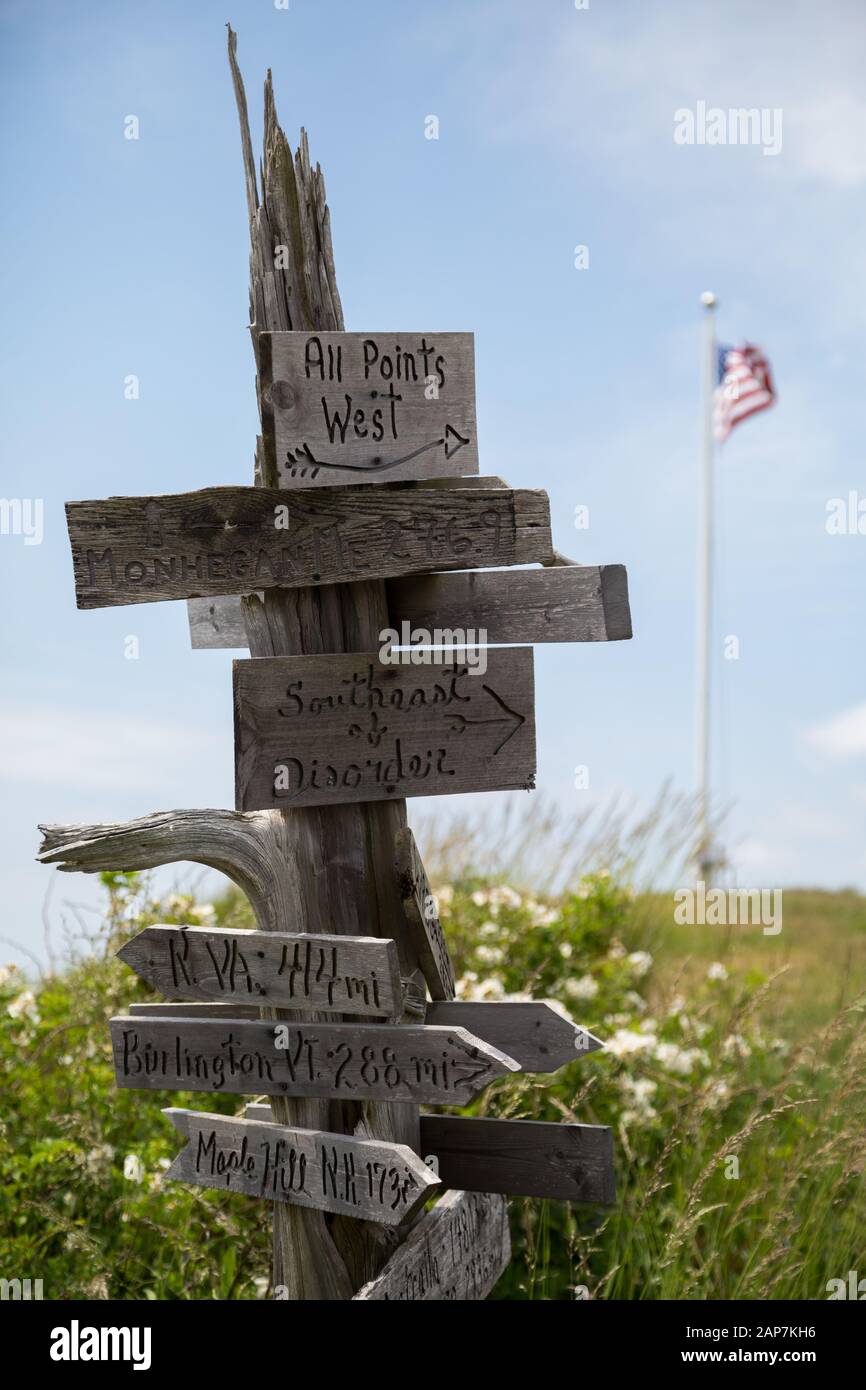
[163,1108,439,1225]
[233,647,536,811]
[186,562,631,651]
[394,827,455,1000]
[125,1000,603,1072]
[418,1116,616,1204]
[260,331,479,487]
[65,485,552,610]
[353,1188,510,1299]
[118,925,403,1018]
[110,1015,518,1104]
[425,1002,602,1071]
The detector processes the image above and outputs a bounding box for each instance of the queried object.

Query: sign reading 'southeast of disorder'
[233,649,536,811]
[260,331,479,487]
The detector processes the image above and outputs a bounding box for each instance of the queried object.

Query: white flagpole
[696,290,717,880]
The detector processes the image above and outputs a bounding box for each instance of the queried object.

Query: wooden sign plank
[109,1016,519,1104]
[187,563,631,651]
[418,1116,616,1204]
[233,648,535,811]
[163,1109,439,1225]
[425,1002,602,1071]
[394,827,455,1001]
[125,1001,604,1072]
[118,925,403,1019]
[260,331,479,488]
[66,485,551,610]
[353,1189,510,1300]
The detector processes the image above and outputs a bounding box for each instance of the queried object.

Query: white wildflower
[704,1079,731,1109]
[0,963,19,987]
[626,950,653,978]
[722,1034,751,1061]
[654,1042,707,1076]
[190,903,216,923]
[529,901,558,927]
[7,990,39,1023]
[476,945,504,966]
[619,1075,658,1122]
[624,990,647,1014]
[123,1154,144,1183]
[479,921,499,939]
[604,1028,657,1058]
[559,942,573,959]
[491,885,523,910]
[707,961,728,982]
[564,975,598,1001]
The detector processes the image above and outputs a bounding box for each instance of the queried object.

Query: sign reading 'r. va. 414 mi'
[260,331,478,487]
[233,649,535,810]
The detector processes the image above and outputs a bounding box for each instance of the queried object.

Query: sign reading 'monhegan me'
[260,331,479,487]
[65,485,552,609]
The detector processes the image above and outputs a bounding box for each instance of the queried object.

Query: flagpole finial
[700,290,717,308]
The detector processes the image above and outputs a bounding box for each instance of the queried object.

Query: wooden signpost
[39,31,630,1301]
[163,1108,439,1224]
[118,925,404,1018]
[109,1014,519,1104]
[353,1189,510,1300]
[395,826,456,1000]
[260,331,479,487]
[65,484,552,610]
[233,648,536,811]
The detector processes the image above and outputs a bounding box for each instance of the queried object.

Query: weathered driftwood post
[39,28,629,1302]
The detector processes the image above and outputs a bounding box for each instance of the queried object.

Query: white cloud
[0,706,222,792]
[807,702,866,758]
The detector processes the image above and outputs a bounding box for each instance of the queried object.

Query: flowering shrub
[1,868,864,1300]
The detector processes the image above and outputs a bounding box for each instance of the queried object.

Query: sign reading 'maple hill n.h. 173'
[260,331,478,487]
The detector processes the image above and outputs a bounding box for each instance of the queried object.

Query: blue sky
[1,0,864,968]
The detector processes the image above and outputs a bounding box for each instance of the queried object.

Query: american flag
[713,343,776,442]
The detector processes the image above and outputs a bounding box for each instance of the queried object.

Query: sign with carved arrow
[127,1001,603,1071]
[233,648,535,811]
[109,1015,519,1104]
[118,925,403,1018]
[260,331,478,487]
[162,1109,439,1225]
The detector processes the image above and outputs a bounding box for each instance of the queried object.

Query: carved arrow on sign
[286,424,471,479]
[110,1015,519,1104]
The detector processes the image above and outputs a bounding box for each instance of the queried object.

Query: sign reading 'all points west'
[260,331,479,487]
[65,485,552,609]
[233,649,536,811]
